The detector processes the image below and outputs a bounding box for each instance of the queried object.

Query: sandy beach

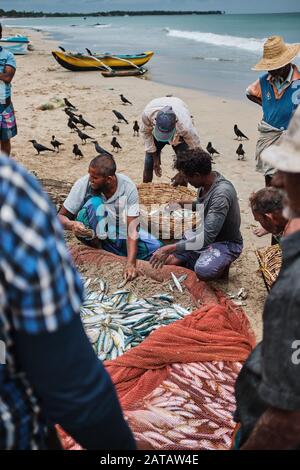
[9,28,269,340]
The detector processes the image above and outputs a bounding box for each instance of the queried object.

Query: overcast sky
[1,0,299,14]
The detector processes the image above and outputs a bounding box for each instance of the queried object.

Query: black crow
[236,143,246,160]
[92,141,113,157]
[78,114,96,129]
[76,129,93,144]
[29,140,55,155]
[68,119,79,132]
[206,142,220,157]
[64,98,76,109]
[133,121,140,136]
[112,109,128,124]
[51,136,64,152]
[234,124,249,141]
[120,94,132,105]
[112,125,120,135]
[111,137,122,152]
[73,144,84,159]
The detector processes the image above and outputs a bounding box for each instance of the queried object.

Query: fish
[171,272,183,293]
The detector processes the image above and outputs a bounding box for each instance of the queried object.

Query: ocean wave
[192,56,236,62]
[166,28,265,53]
[94,24,111,28]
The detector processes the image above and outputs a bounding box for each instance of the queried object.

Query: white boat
[0,35,30,55]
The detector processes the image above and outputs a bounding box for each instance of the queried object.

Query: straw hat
[253,36,300,71]
[262,108,300,173]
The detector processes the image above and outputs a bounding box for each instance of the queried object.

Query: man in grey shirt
[150,148,243,280]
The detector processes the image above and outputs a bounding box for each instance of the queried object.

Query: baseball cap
[153,106,177,142]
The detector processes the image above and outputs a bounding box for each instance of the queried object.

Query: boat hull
[52,51,154,71]
[0,36,29,55]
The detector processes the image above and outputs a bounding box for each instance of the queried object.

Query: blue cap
[153,106,176,142]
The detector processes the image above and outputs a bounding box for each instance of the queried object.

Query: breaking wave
[165,28,265,53]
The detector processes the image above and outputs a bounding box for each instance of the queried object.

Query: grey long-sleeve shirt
[176,172,243,252]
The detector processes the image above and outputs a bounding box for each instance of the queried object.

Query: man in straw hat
[247,36,300,186]
[233,108,300,450]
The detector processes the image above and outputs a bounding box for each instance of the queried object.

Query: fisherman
[149,148,243,280]
[0,154,135,450]
[58,155,162,281]
[141,96,201,186]
[234,109,300,450]
[0,23,18,156]
[246,36,300,186]
[250,187,289,242]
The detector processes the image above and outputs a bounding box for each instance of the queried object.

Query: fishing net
[58,246,255,450]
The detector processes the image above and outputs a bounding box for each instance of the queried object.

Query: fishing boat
[0,35,30,55]
[52,50,154,72]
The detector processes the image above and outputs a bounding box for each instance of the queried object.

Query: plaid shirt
[0,156,83,449]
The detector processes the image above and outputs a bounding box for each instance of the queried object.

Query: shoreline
[9,27,267,340]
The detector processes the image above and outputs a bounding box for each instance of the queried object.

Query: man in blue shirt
[0,24,18,157]
[0,155,135,449]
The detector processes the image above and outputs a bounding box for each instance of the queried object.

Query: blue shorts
[175,241,243,281]
[0,103,17,141]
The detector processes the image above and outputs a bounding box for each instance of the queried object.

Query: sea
[3,13,300,99]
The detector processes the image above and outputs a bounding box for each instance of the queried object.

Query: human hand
[72,221,94,239]
[154,162,162,177]
[150,245,174,269]
[171,172,188,187]
[123,263,138,281]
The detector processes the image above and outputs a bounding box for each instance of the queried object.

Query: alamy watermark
[291,340,300,365]
[0,340,6,365]
[88,199,205,250]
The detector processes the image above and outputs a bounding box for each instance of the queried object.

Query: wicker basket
[256,244,282,291]
[38,178,73,211]
[137,183,200,241]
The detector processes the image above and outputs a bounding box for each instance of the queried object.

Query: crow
[59,46,66,52]
[73,144,84,160]
[236,143,246,160]
[68,119,79,132]
[111,137,122,152]
[64,107,78,119]
[64,98,76,109]
[120,94,132,105]
[78,114,96,129]
[69,114,81,126]
[206,142,220,157]
[76,129,93,144]
[51,136,64,152]
[112,109,128,124]
[234,124,249,141]
[92,141,113,157]
[112,125,120,135]
[133,120,140,137]
[29,140,55,155]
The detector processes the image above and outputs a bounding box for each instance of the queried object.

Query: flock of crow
[29,96,249,163]
[206,124,249,162]
[29,95,140,159]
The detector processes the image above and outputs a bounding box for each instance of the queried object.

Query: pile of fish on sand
[80,273,191,361]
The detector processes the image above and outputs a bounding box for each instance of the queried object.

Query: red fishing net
[57,246,255,450]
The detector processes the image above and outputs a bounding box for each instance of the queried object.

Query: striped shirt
[0,156,83,449]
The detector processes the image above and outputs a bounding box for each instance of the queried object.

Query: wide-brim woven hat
[262,108,300,173]
[253,36,300,71]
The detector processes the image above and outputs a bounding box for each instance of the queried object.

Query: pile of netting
[57,246,256,450]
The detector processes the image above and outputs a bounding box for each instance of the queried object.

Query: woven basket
[38,178,73,211]
[256,244,282,291]
[137,183,200,241]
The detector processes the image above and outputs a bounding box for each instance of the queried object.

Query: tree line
[0,9,224,18]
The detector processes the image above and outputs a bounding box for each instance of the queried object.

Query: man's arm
[124,215,139,281]
[58,205,92,238]
[0,65,16,84]
[179,123,201,149]
[246,79,262,107]
[241,408,300,450]
[140,111,157,154]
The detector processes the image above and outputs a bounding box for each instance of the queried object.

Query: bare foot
[253,227,269,237]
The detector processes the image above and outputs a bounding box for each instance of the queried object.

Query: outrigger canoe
[0,35,29,55]
[52,50,154,72]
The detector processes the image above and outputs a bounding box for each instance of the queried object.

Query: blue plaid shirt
[0,156,83,449]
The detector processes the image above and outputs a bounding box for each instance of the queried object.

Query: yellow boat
[52,50,154,72]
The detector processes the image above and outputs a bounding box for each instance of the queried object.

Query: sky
[1,0,300,14]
